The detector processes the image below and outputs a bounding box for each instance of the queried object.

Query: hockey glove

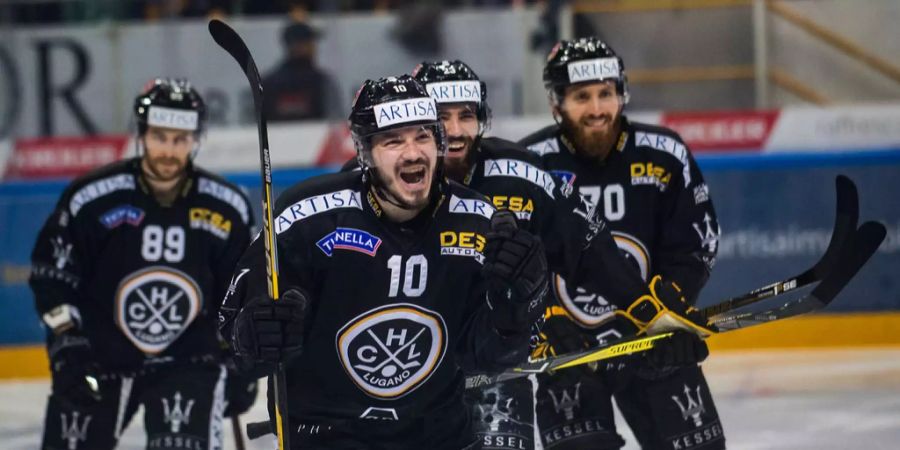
[48,331,102,408]
[619,275,717,337]
[639,331,710,379]
[233,288,309,369]
[482,209,550,335]
[223,368,259,418]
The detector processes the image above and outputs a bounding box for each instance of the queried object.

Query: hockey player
[30,78,253,450]
[520,37,725,449]
[218,75,550,449]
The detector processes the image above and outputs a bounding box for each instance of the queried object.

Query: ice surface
[3,348,899,449]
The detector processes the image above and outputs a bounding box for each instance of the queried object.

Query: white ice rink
[3,348,899,449]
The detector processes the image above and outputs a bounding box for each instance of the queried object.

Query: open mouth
[448,140,467,154]
[399,166,428,186]
[583,117,611,130]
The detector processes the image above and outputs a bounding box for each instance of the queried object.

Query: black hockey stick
[467,221,885,388]
[208,19,290,450]
[232,415,246,450]
[701,175,858,319]
[711,221,884,330]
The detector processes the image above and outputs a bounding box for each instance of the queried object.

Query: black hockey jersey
[343,138,651,314]
[219,171,533,449]
[463,137,650,312]
[30,157,253,371]
[521,118,720,316]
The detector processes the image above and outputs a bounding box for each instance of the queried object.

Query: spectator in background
[261,20,342,122]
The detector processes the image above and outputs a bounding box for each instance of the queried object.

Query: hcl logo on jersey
[567,57,620,84]
[426,81,482,104]
[374,97,438,128]
[316,227,383,257]
[337,303,447,399]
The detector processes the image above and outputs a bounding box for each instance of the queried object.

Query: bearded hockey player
[30,78,253,449]
[520,37,725,449]
[218,75,550,449]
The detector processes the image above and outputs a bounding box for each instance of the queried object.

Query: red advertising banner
[662,110,780,151]
[4,135,130,180]
[315,124,356,167]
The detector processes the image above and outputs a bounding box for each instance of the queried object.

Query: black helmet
[543,37,629,105]
[134,78,207,136]
[349,75,446,175]
[412,60,491,131]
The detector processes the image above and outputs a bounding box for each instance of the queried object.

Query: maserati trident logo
[162,391,195,433]
[692,213,720,254]
[671,384,706,427]
[51,236,73,269]
[548,382,581,420]
[60,411,91,450]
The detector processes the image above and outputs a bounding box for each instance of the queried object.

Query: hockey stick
[701,175,858,319]
[467,221,885,388]
[208,19,290,450]
[232,415,246,450]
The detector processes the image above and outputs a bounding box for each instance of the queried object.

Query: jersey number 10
[387,254,428,297]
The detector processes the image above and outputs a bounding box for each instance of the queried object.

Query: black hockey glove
[233,288,309,370]
[223,368,259,418]
[482,209,549,335]
[48,331,102,408]
[638,331,710,379]
[619,275,718,337]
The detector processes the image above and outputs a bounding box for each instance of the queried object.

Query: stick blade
[811,221,886,305]
[208,19,262,88]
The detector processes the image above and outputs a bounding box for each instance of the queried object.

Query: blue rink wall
[1,150,898,346]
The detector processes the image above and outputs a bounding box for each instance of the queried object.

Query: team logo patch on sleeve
[317,227,382,257]
[115,267,202,354]
[336,303,447,399]
[550,170,576,187]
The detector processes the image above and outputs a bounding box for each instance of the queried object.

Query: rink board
[0,151,897,377]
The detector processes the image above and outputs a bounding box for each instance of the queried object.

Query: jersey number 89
[141,225,185,262]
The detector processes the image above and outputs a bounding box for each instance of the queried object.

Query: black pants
[41,364,226,450]
[535,362,726,450]
[468,376,536,450]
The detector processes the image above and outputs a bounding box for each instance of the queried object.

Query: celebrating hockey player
[404,59,720,450]
[30,78,254,449]
[519,37,725,449]
[218,75,550,449]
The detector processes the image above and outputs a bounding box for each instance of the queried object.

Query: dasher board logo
[336,303,447,399]
[317,227,382,257]
[115,266,202,354]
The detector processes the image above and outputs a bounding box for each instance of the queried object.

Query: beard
[372,160,433,210]
[559,111,620,162]
[443,135,477,183]
[144,155,188,182]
